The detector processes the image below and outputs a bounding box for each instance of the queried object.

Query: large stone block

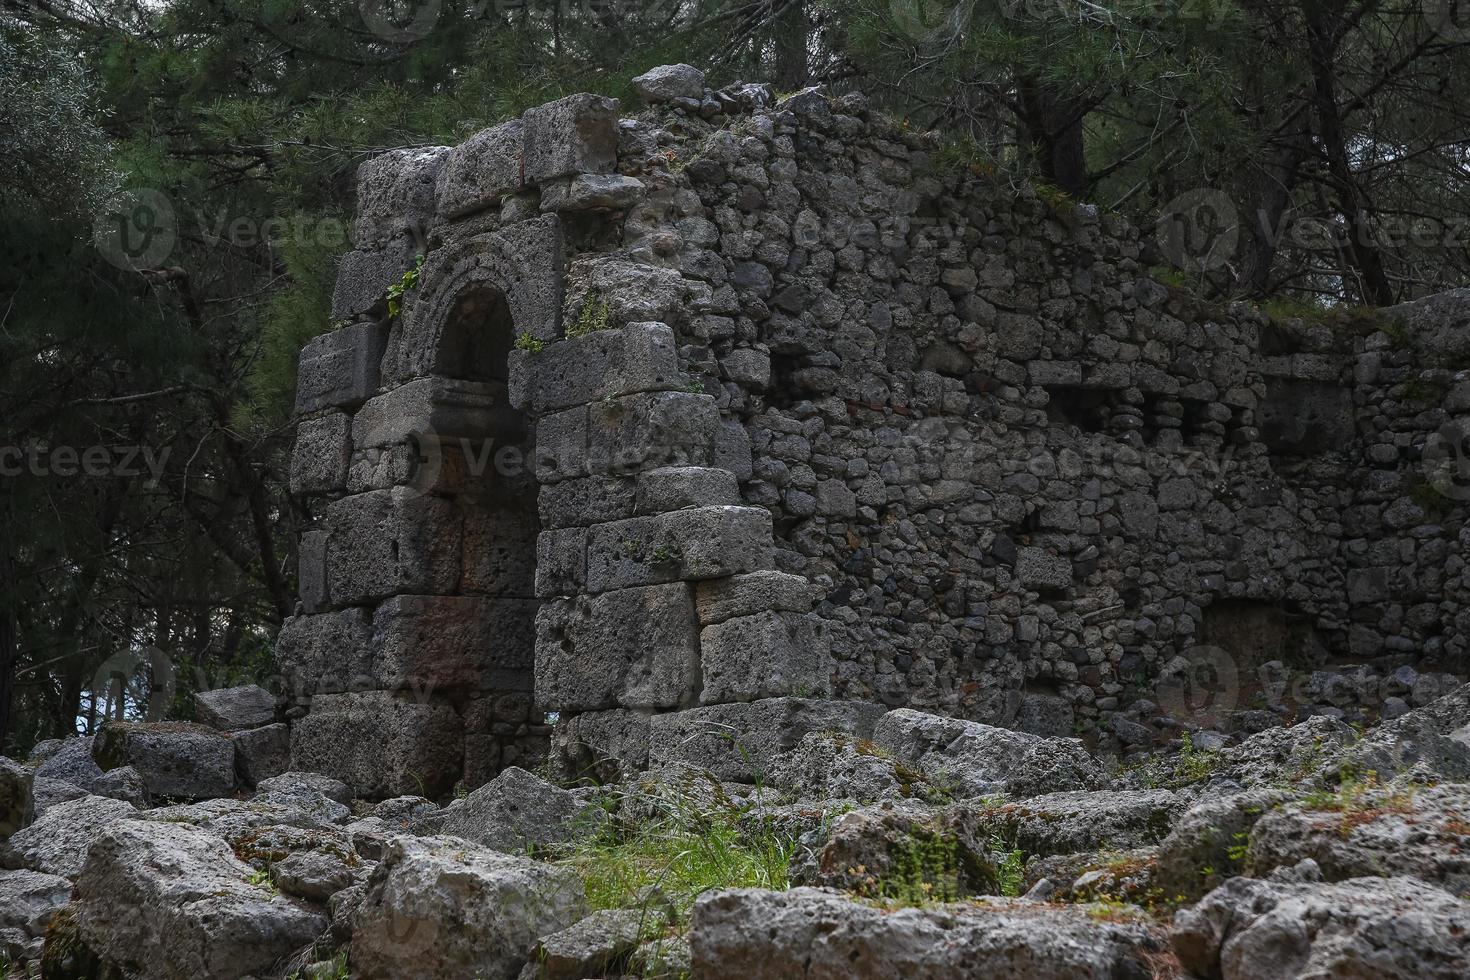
[299,529,328,614]
[371,594,538,694]
[462,506,539,596]
[647,698,886,782]
[584,505,773,593]
[537,475,637,530]
[549,709,651,783]
[276,607,373,696]
[635,466,739,515]
[324,488,462,606]
[700,611,831,704]
[522,93,618,185]
[535,392,718,485]
[535,583,699,711]
[295,320,390,414]
[230,723,290,787]
[1014,546,1073,591]
[507,321,681,414]
[290,411,351,495]
[435,119,525,220]
[356,146,450,246]
[193,685,275,732]
[536,526,588,597]
[331,236,420,321]
[91,721,235,801]
[694,570,824,626]
[290,691,462,799]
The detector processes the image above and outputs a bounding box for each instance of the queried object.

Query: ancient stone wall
[280,72,1470,796]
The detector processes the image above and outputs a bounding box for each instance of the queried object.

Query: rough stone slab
[356,146,450,246]
[0,868,71,951]
[31,738,102,793]
[6,796,137,879]
[636,466,739,515]
[371,594,538,694]
[546,173,645,211]
[1015,545,1073,590]
[507,320,681,414]
[275,607,373,697]
[647,698,887,782]
[565,255,711,329]
[534,391,718,484]
[535,525,588,598]
[691,887,1165,979]
[331,236,419,321]
[694,570,824,626]
[324,488,462,606]
[700,611,831,704]
[295,320,391,414]
[230,723,291,787]
[435,119,525,220]
[633,64,705,103]
[535,582,699,711]
[550,709,651,784]
[436,766,606,853]
[298,528,328,614]
[585,505,773,593]
[290,691,462,800]
[290,411,352,495]
[351,376,508,446]
[92,721,236,800]
[193,685,276,732]
[74,820,328,980]
[522,93,618,185]
[528,907,648,980]
[352,835,587,980]
[461,506,539,597]
[537,475,637,530]
[1,756,33,840]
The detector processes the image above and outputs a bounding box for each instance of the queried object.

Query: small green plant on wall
[514,331,544,354]
[566,290,613,339]
[387,253,425,319]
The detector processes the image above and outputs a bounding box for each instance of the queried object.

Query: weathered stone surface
[31,737,102,792]
[331,236,419,320]
[632,64,705,103]
[525,907,649,980]
[371,594,538,694]
[871,708,1105,798]
[74,819,327,980]
[270,848,356,902]
[6,796,137,879]
[791,803,998,898]
[769,731,946,804]
[290,410,352,495]
[1336,681,1470,781]
[352,835,587,980]
[508,320,682,414]
[565,255,710,328]
[549,709,651,783]
[257,771,353,806]
[0,869,72,961]
[1154,787,1292,902]
[232,723,292,786]
[700,610,831,703]
[31,776,88,815]
[550,173,645,211]
[694,570,823,626]
[536,582,699,711]
[1015,546,1073,590]
[91,721,235,800]
[974,789,1185,857]
[1215,715,1358,787]
[1173,875,1470,980]
[0,756,33,839]
[144,795,345,836]
[295,320,390,414]
[290,691,462,799]
[535,391,718,484]
[585,505,773,593]
[276,607,374,696]
[194,684,276,731]
[356,146,450,245]
[537,474,638,529]
[324,487,462,606]
[92,766,148,807]
[691,887,1167,979]
[635,465,739,514]
[648,698,887,781]
[436,766,606,853]
[521,93,617,184]
[435,119,525,220]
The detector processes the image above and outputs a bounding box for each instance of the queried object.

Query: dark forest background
[1,0,1466,753]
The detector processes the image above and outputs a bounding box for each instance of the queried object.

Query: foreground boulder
[5,795,136,879]
[1335,681,1470,781]
[524,907,650,980]
[436,766,606,853]
[871,708,1106,797]
[32,737,103,792]
[1,755,34,838]
[692,886,1168,978]
[352,835,587,979]
[1153,788,1292,902]
[0,868,72,964]
[73,820,327,979]
[769,731,949,803]
[1213,716,1357,788]
[1173,875,1470,979]
[92,720,235,799]
[973,789,1185,858]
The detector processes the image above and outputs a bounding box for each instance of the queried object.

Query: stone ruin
[280,69,1470,800]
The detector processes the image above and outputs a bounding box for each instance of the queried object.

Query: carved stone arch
[384,214,565,384]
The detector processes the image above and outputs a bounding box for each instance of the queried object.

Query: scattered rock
[30,776,88,815]
[972,789,1185,857]
[5,795,137,879]
[1,755,34,839]
[271,848,357,902]
[0,868,73,964]
[1154,788,1292,902]
[257,771,353,805]
[232,723,292,786]
[32,738,102,792]
[768,731,947,804]
[92,766,148,807]
[1214,716,1357,788]
[91,721,235,800]
[632,64,706,103]
[523,907,649,980]
[436,766,607,853]
[194,684,277,731]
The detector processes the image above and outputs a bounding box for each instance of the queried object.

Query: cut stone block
[694,571,824,626]
[299,529,328,614]
[461,507,539,597]
[537,475,637,530]
[507,321,680,414]
[356,146,450,246]
[700,611,831,704]
[370,594,538,694]
[550,173,645,211]
[290,412,351,495]
[275,607,373,697]
[584,505,773,593]
[295,320,391,414]
[550,709,652,784]
[324,488,462,606]
[435,119,525,220]
[534,391,718,484]
[231,723,290,786]
[193,685,276,732]
[331,236,419,321]
[522,93,618,185]
[647,698,887,782]
[91,721,236,801]
[636,466,739,515]
[1015,546,1073,591]
[290,691,462,800]
[535,583,699,711]
[632,64,705,103]
[536,526,588,598]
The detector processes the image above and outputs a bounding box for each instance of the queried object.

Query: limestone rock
[194,684,277,731]
[31,776,88,816]
[92,766,147,807]
[1,755,34,839]
[0,869,72,963]
[32,738,102,793]
[1214,715,1357,788]
[91,720,235,800]
[632,64,706,103]
[5,795,136,879]
[257,771,353,805]
[1154,787,1292,902]
[436,766,606,853]
[233,722,292,786]
[768,731,947,804]
[524,907,649,980]
[971,788,1186,858]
